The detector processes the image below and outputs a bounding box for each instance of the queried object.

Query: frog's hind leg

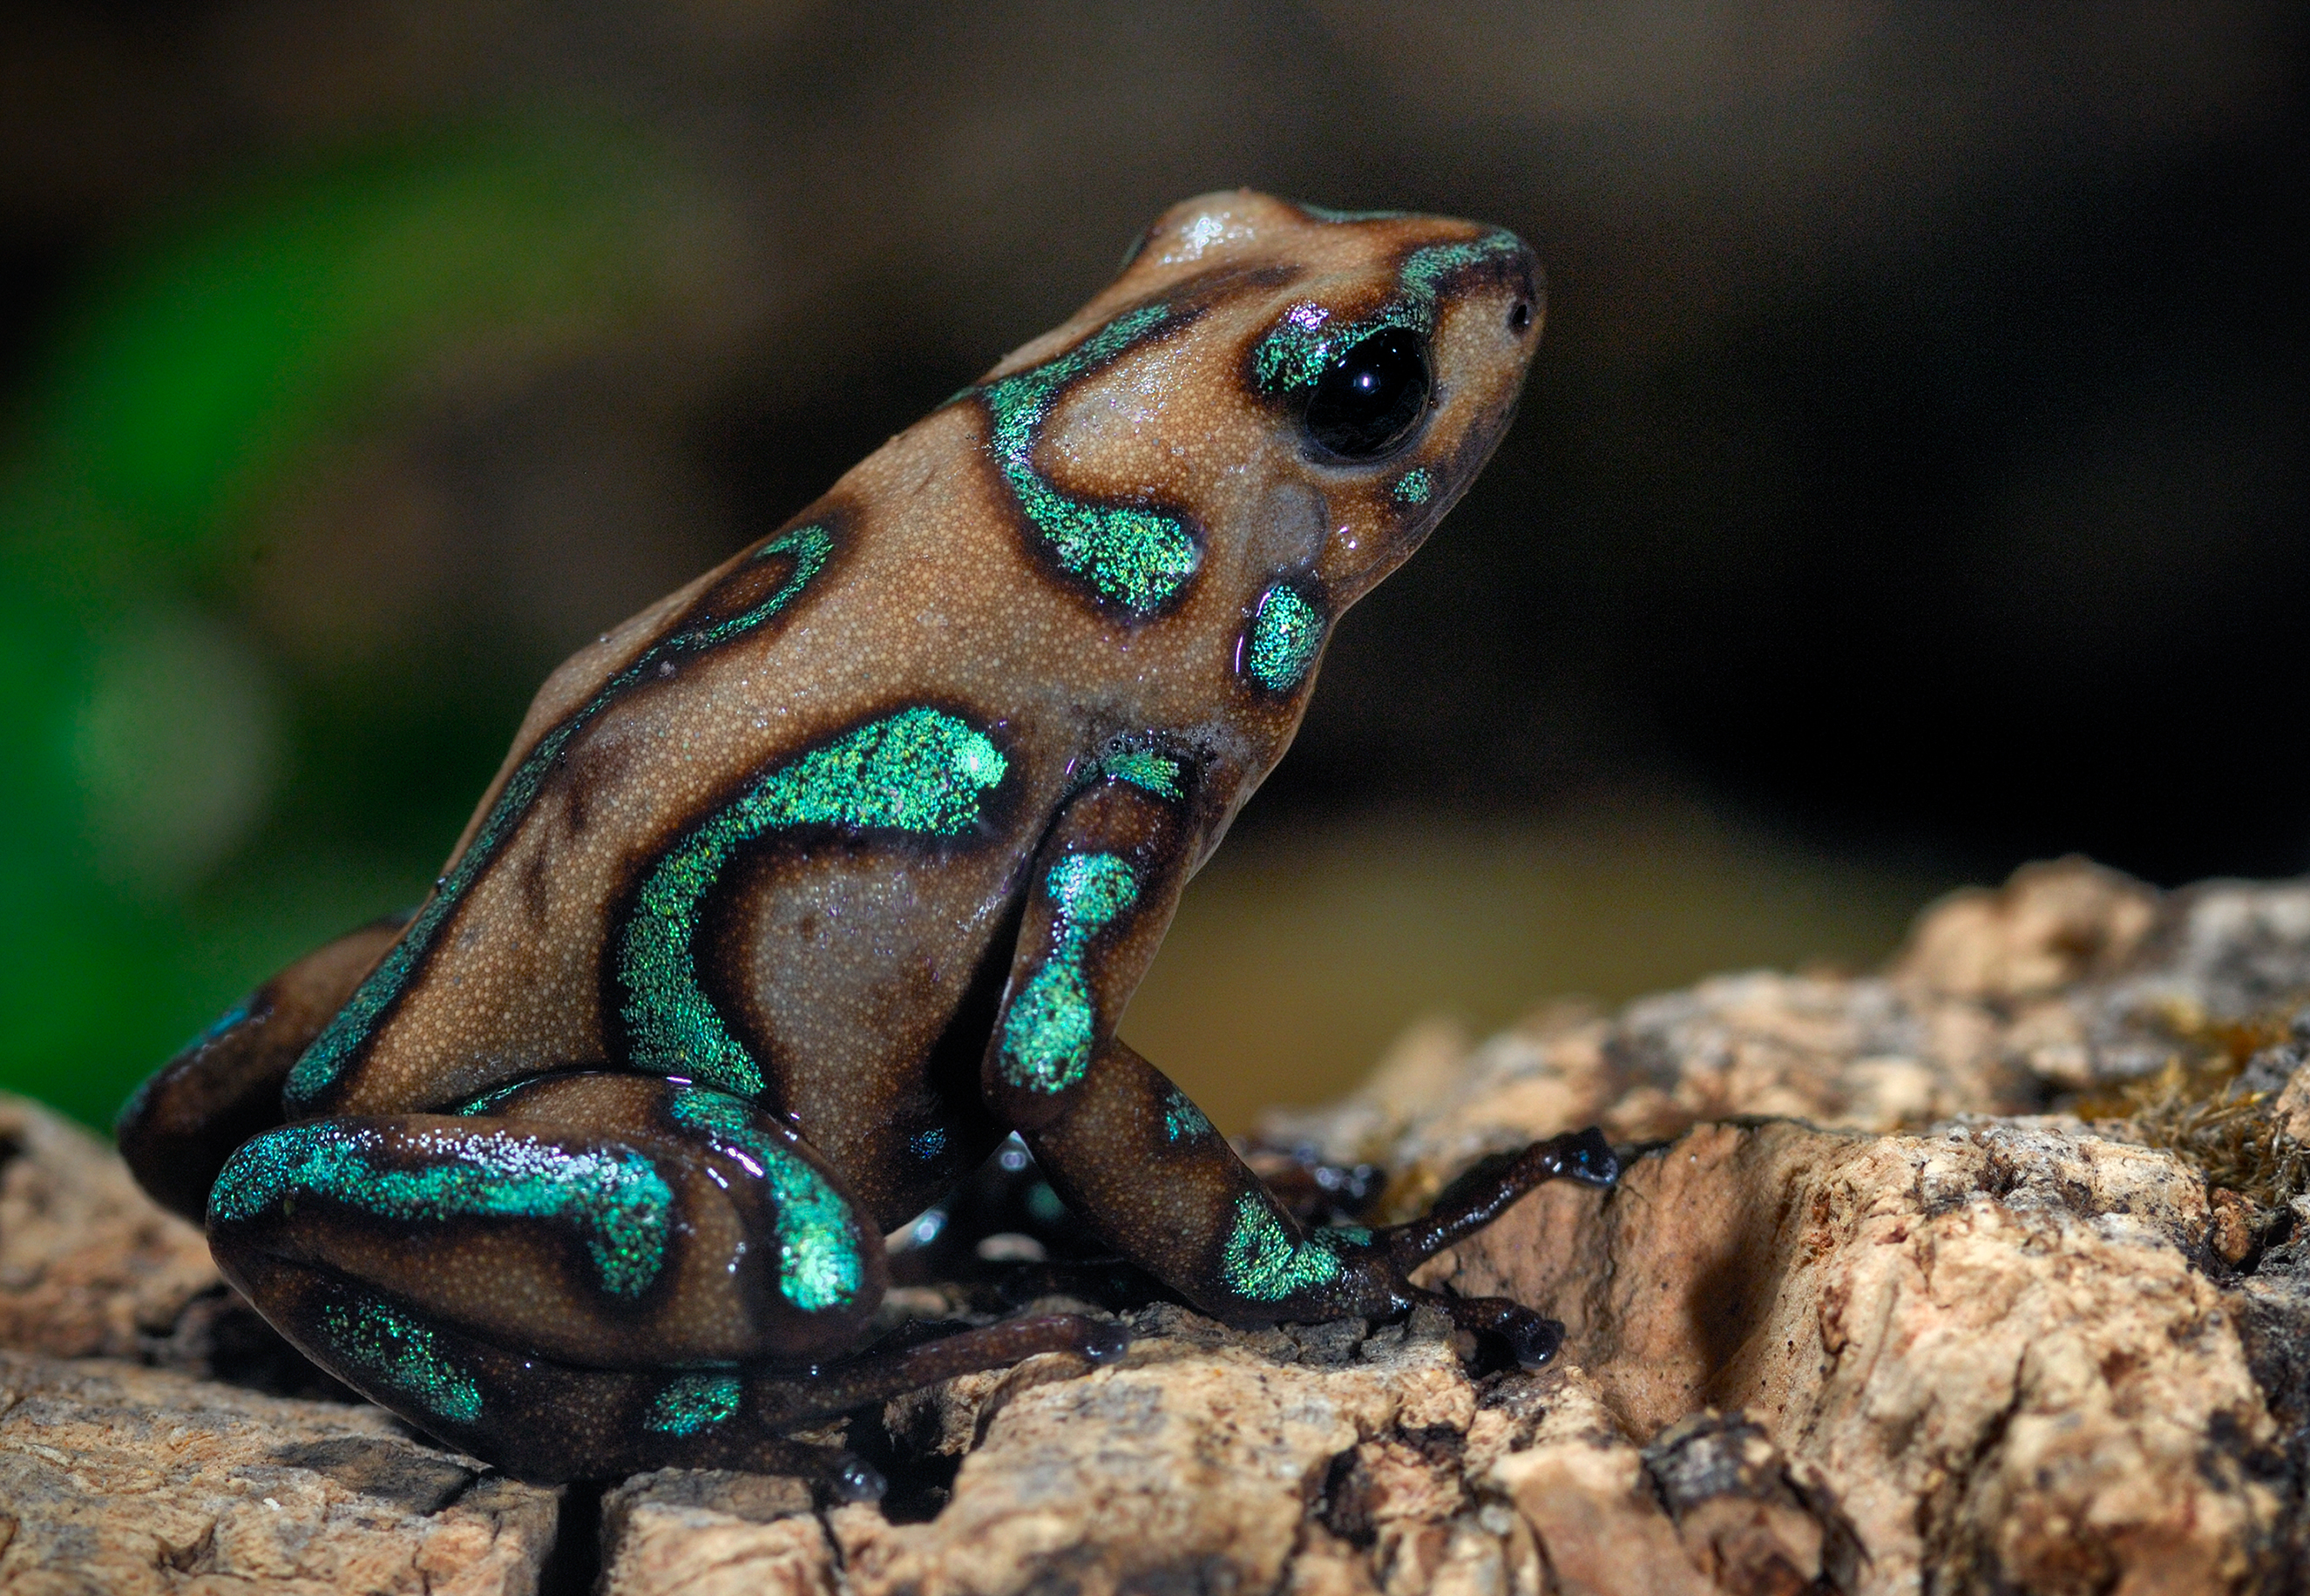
[218,1249,1117,1490]
[207,1072,1125,1487]
[116,913,410,1222]
[206,1074,883,1476]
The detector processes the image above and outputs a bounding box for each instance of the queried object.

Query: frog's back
[275,192,1540,1216]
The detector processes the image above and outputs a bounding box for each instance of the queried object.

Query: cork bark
[3,858,2306,1593]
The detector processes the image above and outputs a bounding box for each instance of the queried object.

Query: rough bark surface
[3,858,2307,1594]
[0,1351,559,1593]
[0,1096,216,1363]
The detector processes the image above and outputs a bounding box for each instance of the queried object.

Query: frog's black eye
[1304,328,1431,460]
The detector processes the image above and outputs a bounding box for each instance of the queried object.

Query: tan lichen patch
[2073,1012,2310,1220]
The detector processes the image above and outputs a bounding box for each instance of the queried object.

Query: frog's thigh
[207,1075,888,1376]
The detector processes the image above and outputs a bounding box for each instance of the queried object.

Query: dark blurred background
[3,1,2305,1131]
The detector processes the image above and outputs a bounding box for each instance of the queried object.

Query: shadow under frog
[117,190,1616,1496]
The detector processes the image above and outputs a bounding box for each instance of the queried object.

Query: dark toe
[1080,1319,1132,1364]
[1564,1126,1619,1187]
[1502,1313,1565,1369]
[828,1456,888,1503]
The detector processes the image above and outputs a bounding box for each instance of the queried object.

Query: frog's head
[985,190,1541,627]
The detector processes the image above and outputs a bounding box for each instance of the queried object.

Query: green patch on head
[977,307,1202,615]
[1101,748,1184,801]
[1251,230,1524,397]
[1243,584,1325,693]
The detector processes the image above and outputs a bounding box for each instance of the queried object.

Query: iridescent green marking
[1161,1087,1213,1144]
[317,1294,484,1425]
[1397,231,1525,306]
[1251,230,1524,395]
[999,852,1141,1093]
[1242,584,1324,693]
[283,524,836,1112]
[645,1369,743,1436]
[1252,299,1379,394]
[213,1122,674,1298]
[976,305,1201,614]
[1392,469,1433,506]
[618,707,1006,1099]
[1298,203,1410,224]
[1219,1193,1346,1303]
[667,1087,862,1313]
[1100,748,1182,800]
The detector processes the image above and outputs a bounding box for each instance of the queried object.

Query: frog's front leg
[984,765,1616,1363]
[208,1072,1117,1485]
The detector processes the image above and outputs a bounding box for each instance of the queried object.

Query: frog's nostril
[1507,301,1532,335]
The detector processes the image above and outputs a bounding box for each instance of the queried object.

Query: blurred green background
[2,3,2303,1132]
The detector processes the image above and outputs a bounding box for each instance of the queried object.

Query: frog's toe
[1081,1318,1132,1364]
[828,1455,888,1504]
[1499,1311,1565,1369]
[1418,1290,1565,1372]
[1559,1126,1620,1187]
[1383,1126,1622,1267]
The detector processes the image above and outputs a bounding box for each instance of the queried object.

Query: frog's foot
[1406,1285,1565,1370]
[1355,1127,1613,1372]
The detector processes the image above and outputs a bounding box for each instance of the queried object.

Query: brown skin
[117,191,1615,1491]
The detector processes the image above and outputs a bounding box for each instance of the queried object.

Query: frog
[117,189,1617,1494]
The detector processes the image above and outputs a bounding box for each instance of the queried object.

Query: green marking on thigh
[667,1087,864,1314]
[213,1121,674,1298]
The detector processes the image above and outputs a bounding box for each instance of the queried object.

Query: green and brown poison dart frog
[117,191,1616,1494]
